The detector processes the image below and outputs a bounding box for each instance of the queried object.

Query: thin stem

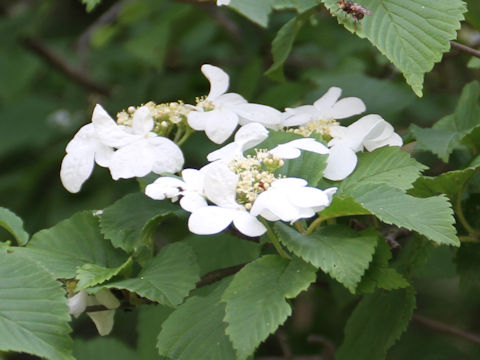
[459,235,480,243]
[455,182,480,236]
[176,127,194,146]
[450,40,480,59]
[261,219,291,259]
[294,221,306,234]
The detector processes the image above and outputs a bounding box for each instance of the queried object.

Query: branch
[450,40,480,59]
[307,335,335,360]
[21,37,109,95]
[196,263,244,288]
[413,313,480,345]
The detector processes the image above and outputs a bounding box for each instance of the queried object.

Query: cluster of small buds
[229,150,284,210]
[195,96,215,111]
[287,118,339,138]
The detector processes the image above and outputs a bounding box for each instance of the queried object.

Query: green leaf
[100,192,181,252]
[0,251,73,360]
[318,195,371,218]
[184,233,260,276]
[411,81,480,161]
[75,258,133,290]
[157,279,236,360]
[74,338,137,360]
[409,167,478,201]
[0,207,29,245]
[266,15,305,81]
[229,0,275,27]
[137,305,173,360]
[340,147,427,192]
[356,238,409,293]
[348,184,459,246]
[275,223,378,292]
[222,255,316,360]
[101,242,200,307]
[81,0,102,12]
[336,288,416,360]
[273,0,319,12]
[323,0,466,96]
[14,211,126,278]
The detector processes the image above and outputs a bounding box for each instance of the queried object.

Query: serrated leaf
[409,167,478,201]
[0,251,73,360]
[275,223,377,292]
[323,0,466,96]
[0,207,29,245]
[100,192,181,252]
[137,305,172,360]
[222,255,316,360]
[101,242,200,307]
[13,211,126,278]
[336,288,416,360]
[157,279,236,360]
[229,0,275,27]
[184,233,260,276]
[273,0,319,12]
[318,195,371,218]
[340,147,427,192]
[266,15,305,81]
[357,238,409,293]
[349,184,459,246]
[76,258,133,290]
[411,81,480,161]
[74,337,137,360]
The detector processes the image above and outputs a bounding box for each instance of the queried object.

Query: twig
[21,37,109,95]
[276,328,293,360]
[413,314,480,345]
[307,335,335,360]
[450,40,480,59]
[196,264,244,288]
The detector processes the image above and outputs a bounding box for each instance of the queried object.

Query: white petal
[330,97,366,119]
[149,137,185,174]
[204,109,239,144]
[188,206,234,235]
[323,145,358,181]
[60,151,95,193]
[180,193,208,212]
[87,310,116,336]
[207,142,240,162]
[235,103,283,129]
[347,114,389,147]
[201,162,238,207]
[65,124,96,154]
[232,210,267,237]
[234,123,269,150]
[288,187,329,208]
[109,141,154,180]
[202,64,229,101]
[145,177,185,200]
[68,290,88,317]
[95,289,120,309]
[271,177,308,189]
[215,93,247,106]
[131,106,154,134]
[182,169,205,191]
[364,132,403,151]
[92,104,138,148]
[313,87,342,113]
[269,145,301,159]
[251,189,300,222]
[187,111,208,131]
[281,112,313,127]
[94,144,114,168]
[288,138,329,154]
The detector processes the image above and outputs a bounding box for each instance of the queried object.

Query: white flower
[324,114,403,181]
[145,169,207,212]
[250,178,337,222]
[187,162,266,237]
[60,123,114,193]
[217,0,230,5]
[281,87,366,127]
[68,289,120,336]
[92,104,184,180]
[269,138,329,159]
[188,64,282,144]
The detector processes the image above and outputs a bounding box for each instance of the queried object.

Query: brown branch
[196,264,245,288]
[450,40,480,59]
[413,313,480,345]
[21,37,109,96]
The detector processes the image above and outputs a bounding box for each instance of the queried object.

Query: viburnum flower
[68,289,120,336]
[324,114,403,181]
[145,169,207,212]
[217,0,230,5]
[281,87,366,135]
[92,104,184,180]
[188,64,282,144]
[250,178,337,222]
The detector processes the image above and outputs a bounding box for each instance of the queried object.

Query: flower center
[287,117,339,137]
[195,96,216,111]
[229,150,284,210]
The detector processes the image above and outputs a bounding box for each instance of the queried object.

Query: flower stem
[294,221,306,234]
[261,220,291,259]
[305,215,331,235]
[176,127,194,146]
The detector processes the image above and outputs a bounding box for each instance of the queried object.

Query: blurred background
[1,0,480,358]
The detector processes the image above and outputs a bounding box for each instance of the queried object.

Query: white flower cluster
[60,64,402,237]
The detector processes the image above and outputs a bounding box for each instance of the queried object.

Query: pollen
[287,117,339,137]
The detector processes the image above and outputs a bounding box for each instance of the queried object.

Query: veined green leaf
[222,255,316,360]
[336,288,416,360]
[137,305,173,360]
[0,251,73,360]
[229,0,275,27]
[75,258,133,290]
[323,0,466,96]
[275,223,378,292]
[0,207,29,245]
[100,242,200,307]
[273,0,319,12]
[74,338,137,360]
